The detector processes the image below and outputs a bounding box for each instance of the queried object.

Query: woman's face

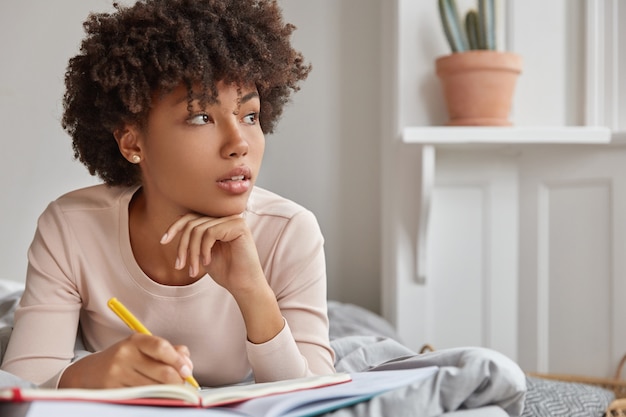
[135,81,265,218]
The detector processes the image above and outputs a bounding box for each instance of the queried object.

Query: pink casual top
[1,184,335,387]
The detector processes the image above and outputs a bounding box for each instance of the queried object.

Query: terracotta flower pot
[435,51,523,126]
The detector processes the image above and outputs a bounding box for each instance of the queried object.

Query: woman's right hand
[58,333,194,388]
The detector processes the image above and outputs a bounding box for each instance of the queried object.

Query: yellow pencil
[107,297,201,389]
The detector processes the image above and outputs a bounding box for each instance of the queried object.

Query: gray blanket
[327,301,525,415]
[330,336,525,416]
[0,284,526,416]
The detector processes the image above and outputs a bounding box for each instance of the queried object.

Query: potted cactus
[436,0,522,126]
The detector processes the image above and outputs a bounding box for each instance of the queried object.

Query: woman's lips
[217,167,252,194]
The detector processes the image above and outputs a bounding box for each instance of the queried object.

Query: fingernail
[175,257,182,270]
[189,265,195,277]
[180,365,192,378]
[160,233,168,244]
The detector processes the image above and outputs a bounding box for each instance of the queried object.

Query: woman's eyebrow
[174,91,259,107]
[240,91,260,104]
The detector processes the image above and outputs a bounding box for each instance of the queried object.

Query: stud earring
[131,155,141,164]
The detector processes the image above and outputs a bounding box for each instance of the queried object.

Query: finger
[177,216,212,272]
[176,215,242,274]
[160,213,202,245]
[161,213,240,245]
[174,345,194,371]
[131,356,186,386]
[123,355,180,386]
[85,343,161,388]
[188,223,220,276]
[199,219,245,265]
[132,334,193,383]
[174,344,191,358]
[183,218,217,275]
[162,214,204,270]
[191,217,248,274]
[99,336,176,387]
[163,214,240,272]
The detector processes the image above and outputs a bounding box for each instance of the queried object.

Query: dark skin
[59,82,284,388]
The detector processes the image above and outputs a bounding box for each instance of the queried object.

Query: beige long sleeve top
[1,184,335,387]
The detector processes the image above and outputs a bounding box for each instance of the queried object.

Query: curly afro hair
[62,0,311,186]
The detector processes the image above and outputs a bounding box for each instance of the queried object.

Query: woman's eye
[243,113,258,125]
[187,114,210,125]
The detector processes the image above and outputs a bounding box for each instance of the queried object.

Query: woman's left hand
[160,213,265,293]
[160,213,285,343]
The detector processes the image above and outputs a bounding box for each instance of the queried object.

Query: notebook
[0,373,351,408]
[0,367,439,417]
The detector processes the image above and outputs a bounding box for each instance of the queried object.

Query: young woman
[1,0,335,389]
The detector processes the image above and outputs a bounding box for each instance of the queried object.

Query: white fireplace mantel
[403,126,613,146]
[401,126,616,284]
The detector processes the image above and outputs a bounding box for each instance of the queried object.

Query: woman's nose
[220,124,249,158]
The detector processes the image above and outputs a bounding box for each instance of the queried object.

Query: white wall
[0,2,110,285]
[260,1,382,311]
[0,1,383,312]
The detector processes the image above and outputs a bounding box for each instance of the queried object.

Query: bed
[0,279,616,416]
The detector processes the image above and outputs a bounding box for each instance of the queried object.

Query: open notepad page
[199,372,352,406]
[222,366,439,417]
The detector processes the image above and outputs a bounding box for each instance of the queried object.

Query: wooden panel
[519,145,626,377]
[428,185,486,348]
[539,181,612,376]
[424,151,519,359]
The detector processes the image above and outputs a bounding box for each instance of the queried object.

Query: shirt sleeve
[247,209,336,381]
[0,202,81,386]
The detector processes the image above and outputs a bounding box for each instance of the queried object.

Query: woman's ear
[114,125,143,164]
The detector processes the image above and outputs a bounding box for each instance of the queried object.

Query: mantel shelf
[402,126,619,146]
[402,125,623,287]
